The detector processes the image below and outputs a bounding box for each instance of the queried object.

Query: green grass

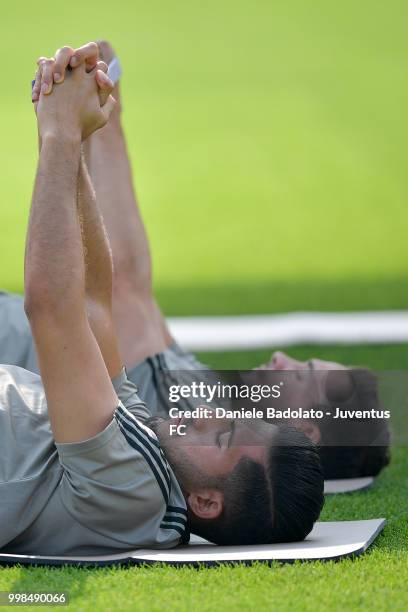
[1,0,408,311]
[1,0,408,609]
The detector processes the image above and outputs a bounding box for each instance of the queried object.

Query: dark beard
[145,416,164,434]
[145,416,217,495]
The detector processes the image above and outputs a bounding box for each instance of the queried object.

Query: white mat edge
[0,519,386,567]
[168,311,408,351]
[324,477,374,494]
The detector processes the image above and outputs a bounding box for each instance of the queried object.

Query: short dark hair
[317,369,391,479]
[318,445,390,479]
[191,426,324,545]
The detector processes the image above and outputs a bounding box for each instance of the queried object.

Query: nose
[271,351,293,369]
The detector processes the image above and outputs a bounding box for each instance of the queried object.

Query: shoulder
[112,367,151,422]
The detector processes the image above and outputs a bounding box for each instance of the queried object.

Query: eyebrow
[228,419,237,448]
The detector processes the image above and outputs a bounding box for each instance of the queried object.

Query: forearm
[77,153,122,377]
[25,134,84,313]
[83,119,152,291]
[78,152,113,304]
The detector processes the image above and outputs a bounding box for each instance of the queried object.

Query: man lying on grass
[0,40,389,485]
[0,46,324,556]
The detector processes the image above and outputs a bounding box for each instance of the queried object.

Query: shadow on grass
[7,566,96,607]
[155,275,408,317]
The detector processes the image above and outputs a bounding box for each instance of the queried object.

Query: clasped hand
[33,42,116,141]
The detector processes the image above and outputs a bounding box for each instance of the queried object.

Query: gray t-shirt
[0,292,39,373]
[0,292,211,418]
[0,365,188,556]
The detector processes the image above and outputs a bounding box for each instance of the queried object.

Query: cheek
[184,446,228,476]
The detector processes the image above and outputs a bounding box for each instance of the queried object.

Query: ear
[294,419,321,444]
[187,490,223,520]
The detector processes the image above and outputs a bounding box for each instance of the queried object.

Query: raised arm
[78,152,122,378]
[32,42,173,369]
[25,62,118,443]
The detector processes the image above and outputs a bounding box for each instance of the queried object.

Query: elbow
[24,284,57,321]
[25,279,84,325]
[24,276,69,322]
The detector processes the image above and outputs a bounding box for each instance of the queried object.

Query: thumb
[95,69,114,106]
[100,94,116,122]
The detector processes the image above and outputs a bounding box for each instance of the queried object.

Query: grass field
[1,0,408,310]
[1,0,407,610]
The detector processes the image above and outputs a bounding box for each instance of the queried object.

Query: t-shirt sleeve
[111,367,151,422]
[55,405,167,541]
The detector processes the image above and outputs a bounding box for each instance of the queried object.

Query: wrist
[40,127,82,147]
[40,133,82,164]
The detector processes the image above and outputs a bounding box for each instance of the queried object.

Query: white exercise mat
[0,519,385,567]
[324,477,374,494]
[168,311,408,351]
